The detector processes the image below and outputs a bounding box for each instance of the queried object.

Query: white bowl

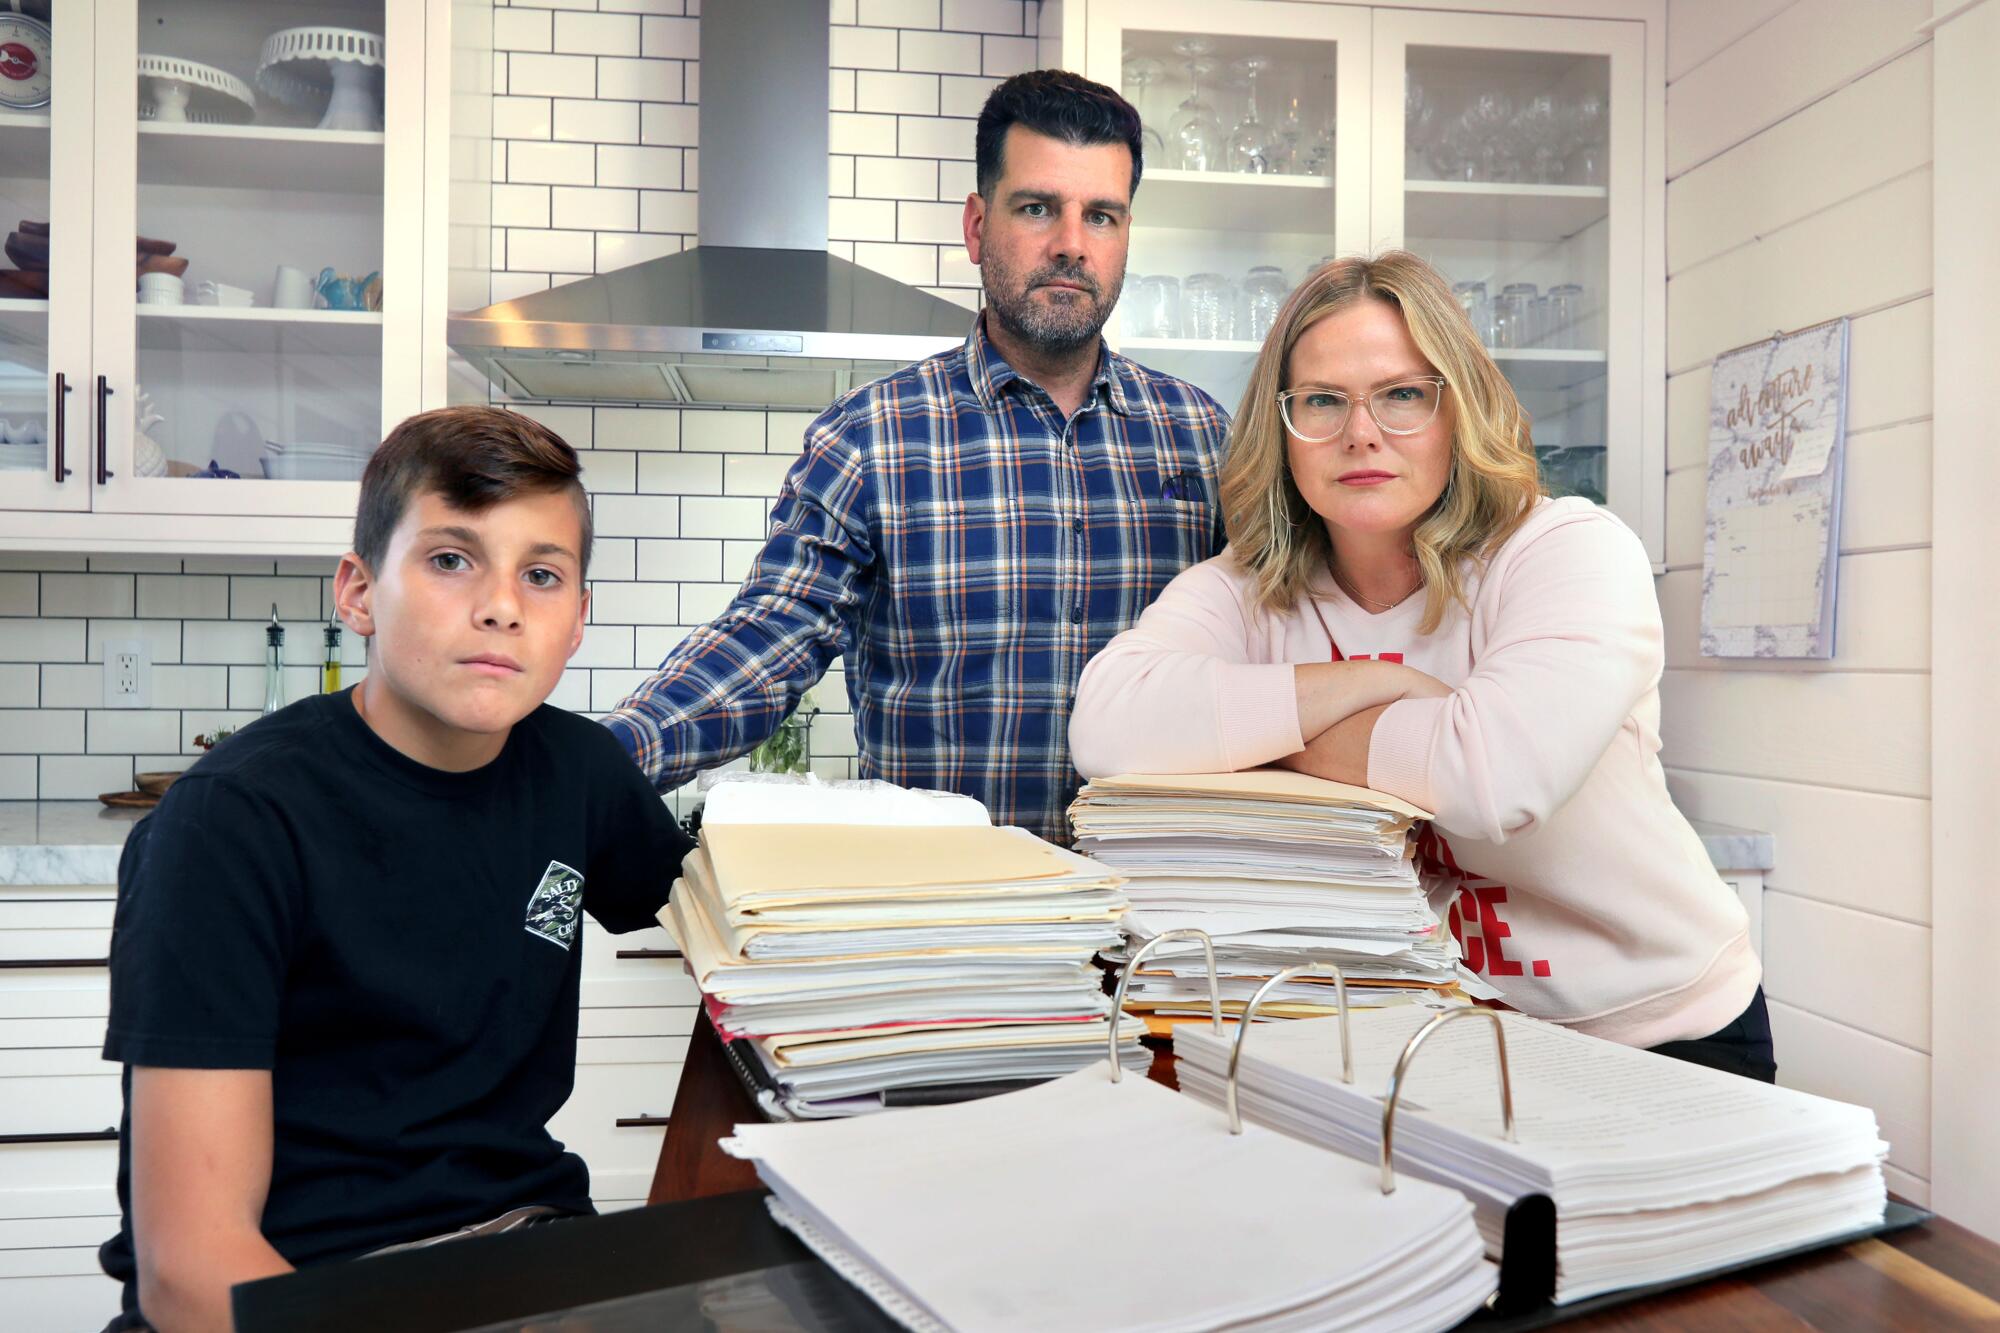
[137,291,184,306]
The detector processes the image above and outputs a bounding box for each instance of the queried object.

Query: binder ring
[1108,928,1222,1082]
[1225,963,1351,1135]
[1379,1008,1516,1195]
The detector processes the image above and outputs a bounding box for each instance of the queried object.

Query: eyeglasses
[1278,377,1449,441]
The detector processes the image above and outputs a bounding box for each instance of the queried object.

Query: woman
[1070,252,1770,1078]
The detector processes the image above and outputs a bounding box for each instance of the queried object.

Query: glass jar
[1451,280,1490,343]
[1183,273,1236,340]
[1493,282,1538,349]
[1243,266,1289,339]
[1545,283,1585,350]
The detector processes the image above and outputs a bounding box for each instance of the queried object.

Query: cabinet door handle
[614,1115,670,1129]
[614,948,683,960]
[52,372,72,481]
[0,1129,119,1145]
[0,957,109,969]
[95,375,114,483]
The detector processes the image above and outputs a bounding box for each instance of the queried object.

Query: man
[603,71,1231,841]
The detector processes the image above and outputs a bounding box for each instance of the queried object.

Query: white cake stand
[255,27,385,132]
[136,54,256,125]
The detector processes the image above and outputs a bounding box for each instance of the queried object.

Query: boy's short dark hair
[975,70,1144,202]
[353,406,592,574]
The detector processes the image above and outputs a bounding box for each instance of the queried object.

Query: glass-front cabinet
[0,0,436,550]
[1078,0,1664,562]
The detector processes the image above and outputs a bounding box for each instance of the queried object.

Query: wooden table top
[650,1009,2000,1331]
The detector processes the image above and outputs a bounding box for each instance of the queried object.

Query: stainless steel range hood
[447,0,973,410]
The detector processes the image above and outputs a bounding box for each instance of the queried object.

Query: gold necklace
[1330,558,1421,612]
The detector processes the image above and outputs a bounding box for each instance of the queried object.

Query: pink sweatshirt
[1070,497,1758,1047]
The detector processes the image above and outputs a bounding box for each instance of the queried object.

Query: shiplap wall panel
[1667,46,1931,274]
[1665,768,1930,923]
[1656,548,1930,673]
[1664,0,1795,84]
[1656,670,1928,797]
[1766,998,1930,1183]
[1665,0,1929,177]
[1760,890,1930,1050]
[1663,295,1933,474]
[1662,419,1932,569]
[1666,166,1931,371]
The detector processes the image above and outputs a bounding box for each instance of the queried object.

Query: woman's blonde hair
[1217,250,1544,634]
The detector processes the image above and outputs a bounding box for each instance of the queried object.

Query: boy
[98,407,694,1333]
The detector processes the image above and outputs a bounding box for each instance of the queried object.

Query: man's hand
[130,1067,294,1333]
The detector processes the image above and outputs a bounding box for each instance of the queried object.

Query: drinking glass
[1168,41,1224,172]
[1244,265,1288,338]
[1451,280,1491,344]
[1515,94,1564,183]
[1226,56,1276,174]
[1562,92,1607,185]
[1300,71,1337,175]
[1183,273,1235,340]
[1122,56,1170,164]
[1272,88,1307,175]
[1545,283,1584,349]
[1492,282,1538,349]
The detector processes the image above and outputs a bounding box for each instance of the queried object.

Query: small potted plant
[747,692,820,776]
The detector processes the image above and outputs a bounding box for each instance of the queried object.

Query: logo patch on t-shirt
[523,860,585,950]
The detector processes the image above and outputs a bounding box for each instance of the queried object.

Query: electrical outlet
[103,637,152,709]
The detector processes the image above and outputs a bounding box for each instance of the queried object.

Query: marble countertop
[0,801,147,885]
[0,801,1778,886]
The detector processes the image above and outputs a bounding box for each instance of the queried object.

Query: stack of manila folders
[662,778,1146,1119]
[1070,770,1490,1030]
[1175,1003,1889,1304]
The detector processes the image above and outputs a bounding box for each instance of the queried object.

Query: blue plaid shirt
[603,318,1231,841]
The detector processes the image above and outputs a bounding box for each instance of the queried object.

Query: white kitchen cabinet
[1060,0,1667,562]
[0,0,468,556]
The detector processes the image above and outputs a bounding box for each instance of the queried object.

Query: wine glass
[1226,55,1276,174]
[1515,94,1563,183]
[1122,55,1170,164]
[1405,77,1439,178]
[1562,92,1607,185]
[1300,72,1337,176]
[1168,41,1224,172]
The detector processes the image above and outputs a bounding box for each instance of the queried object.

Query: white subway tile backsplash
[508,228,598,273]
[510,402,595,447]
[492,183,554,227]
[636,539,723,583]
[494,7,554,52]
[982,35,1037,78]
[87,711,183,757]
[548,668,593,713]
[721,540,763,583]
[40,755,135,801]
[900,30,981,75]
[831,24,899,70]
[601,0,686,12]
[939,158,977,197]
[553,10,642,56]
[724,455,797,497]
[596,406,682,452]
[831,0,859,24]
[633,626,694,666]
[228,578,322,624]
[638,453,724,495]
[596,231,683,271]
[939,74,1000,118]
[829,197,899,242]
[42,574,134,620]
[599,143,684,189]
[0,572,35,615]
[150,666,230,711]
[85,621,182,665]
[0,755,33,799]
[90,556,185,574]
[941,0,1022,34]
[855,155,940,200]
[0,663,34,707]
[677,582,741,623]
[136,575,229,621]
[830,154,856,197]
[183,620,280,666]
[572,623,637,669]
[0,708,81,753]
[831,112,899,157]
[0,619,85,662]
[938,248,981,287]
[927,285,980,312]
[766,413,820,454]
[494,95,555,139]
[679,412,766,454]
[593,494,682,539]
[681,497,771,540]
[639,189,697,234]
[597,56,684,103]
[853,240,939,285]
[590,538,638,583]
[575,448,639,493]
[831,69,857,114]
[555,97,640,144]
[508,52,598,99]
[896,115,975,160]
[0,554,85,571]
[641,15,699,59]
[856,70,941,116]
[897,199,965,244]
[552,185,639,232]
[491,271,552,302]
[507,140,599,186]
[590,582,681,626]
[860,0,941,29]
[590,669,661,712]
[226,667,322,712]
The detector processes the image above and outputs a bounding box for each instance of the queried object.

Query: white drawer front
[576,1007,697,1040]
[0,1269,125,1332]
[0,1142,120,1221]
[0,1215,119,1250]
[549,1059,684,1189]
[0,970,110,1021]
[0,1016,109,1050]
[0,1071,120,1136]
[0,901,117,929]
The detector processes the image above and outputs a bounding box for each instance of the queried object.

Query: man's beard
[982,253,1123,356]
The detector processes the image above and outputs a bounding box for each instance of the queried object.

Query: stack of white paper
[1174,1006,1889,1303]
[726,1064,1497,1332]
[664,821,1149,1118]
[1069,771,1473,1027]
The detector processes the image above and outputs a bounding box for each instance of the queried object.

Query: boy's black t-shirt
[98,689,693,1319]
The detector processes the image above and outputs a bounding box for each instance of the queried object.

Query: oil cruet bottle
[262,605,286,715]
[321,611,343,694]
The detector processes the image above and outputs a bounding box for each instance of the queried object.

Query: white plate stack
[1069,770,1476,1030]
[260,439,372,481]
